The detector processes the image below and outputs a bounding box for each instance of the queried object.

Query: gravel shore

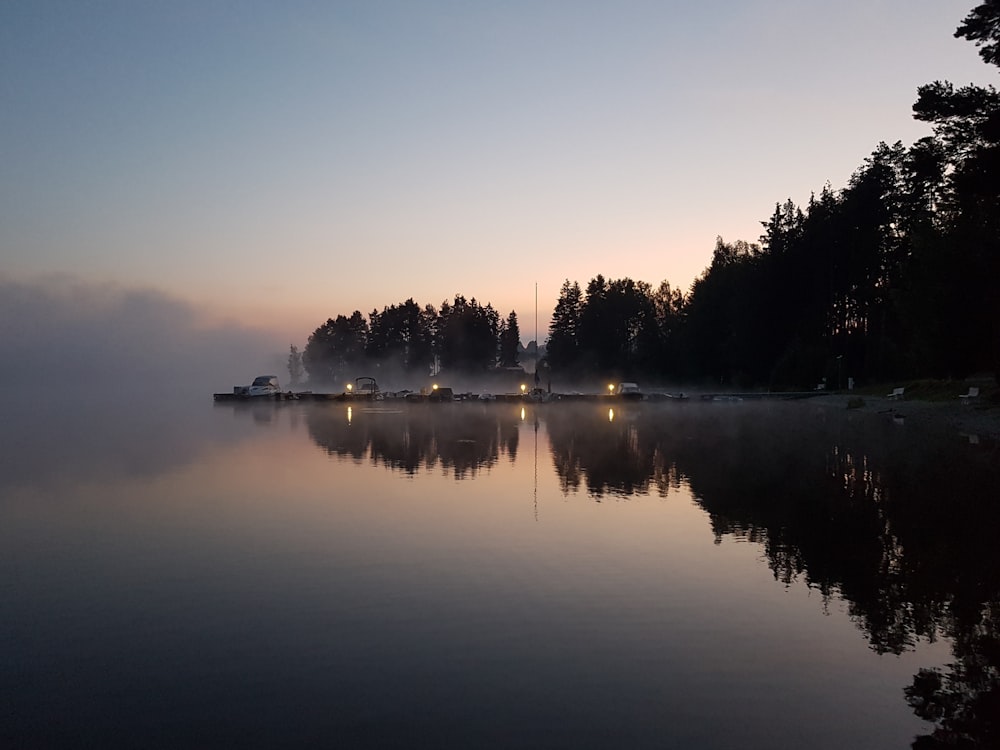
[808,392,1000,441]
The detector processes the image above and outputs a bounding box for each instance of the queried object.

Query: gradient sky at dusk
[2,1,994,348]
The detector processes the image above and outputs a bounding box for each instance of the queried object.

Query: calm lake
[2,393,998,748]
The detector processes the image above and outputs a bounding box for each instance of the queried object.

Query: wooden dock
[213,390,827,404]
[213,391,355,403]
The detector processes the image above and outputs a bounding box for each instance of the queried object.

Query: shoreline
[808,392,1000,441]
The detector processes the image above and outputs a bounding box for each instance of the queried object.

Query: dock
[214,390,828,404]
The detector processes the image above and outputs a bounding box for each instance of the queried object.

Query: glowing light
[347,405,353,424]
[520,407,526,421]
[346,383,353,393]
[608,408,615,422]
[432,384,439,391]
[608,383,615,395]
[520,384,527,394]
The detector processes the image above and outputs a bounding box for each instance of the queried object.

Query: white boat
[214,375,285,401]
[246,375,282,397]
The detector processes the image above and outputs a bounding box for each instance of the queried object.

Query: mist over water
[0,274,287,390]
[0,274,288,489]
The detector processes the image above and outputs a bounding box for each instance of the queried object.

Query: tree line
[298,295,522,386]
[300,3,998,389]
[547,3,999,388]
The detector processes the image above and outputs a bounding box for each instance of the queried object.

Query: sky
[2,0,995,357]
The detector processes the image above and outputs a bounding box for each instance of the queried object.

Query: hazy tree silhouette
[287,344,303,387]
[367,298,436,374]
[437,295,501,372]
[304,312,369,385]
[498,310,521,368]
[650,280,685,377]
[679,238,764,386]
[546,279,583,371]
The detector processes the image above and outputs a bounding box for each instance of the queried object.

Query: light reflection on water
[2,398,997,749]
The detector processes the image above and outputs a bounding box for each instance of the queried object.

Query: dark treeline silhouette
[302,5,996,390]
[303,296,524,388]
[546,276,684,383]
[548,3,999,388]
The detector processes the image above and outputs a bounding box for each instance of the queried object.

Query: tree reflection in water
[547,401,1000,749]
[306,404,519,479]
[305,400,999,746]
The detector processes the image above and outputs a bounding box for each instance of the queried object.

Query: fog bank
[0,274,287,395]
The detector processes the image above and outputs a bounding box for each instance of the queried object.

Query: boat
[349,376,383,400]
[614,382,644,401]
[213,375,293,402]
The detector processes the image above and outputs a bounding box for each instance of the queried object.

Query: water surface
[2,396,997,748]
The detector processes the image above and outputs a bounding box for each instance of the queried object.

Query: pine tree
[546,279,582,370]
[499,311,521,367]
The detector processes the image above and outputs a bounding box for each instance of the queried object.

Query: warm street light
[346,383,353,393]
[608,383,615,395]
[432,383,439,391]
[520,384,527,394]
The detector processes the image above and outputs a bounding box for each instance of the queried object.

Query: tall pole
[533,282,540,521]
